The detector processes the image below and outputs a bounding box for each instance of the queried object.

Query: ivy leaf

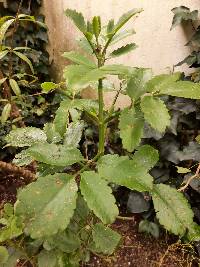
[152,184,194,236]
[28,143,83,166]
[15,174,78,239]
[126,68,153,100]
[109,43,137,58]
[41,82,58,93]
[5,127,47,147]
[13,51,34,73]
[0,19,14,45]
[98,155,153,191]
[92,223,121,255]
[63,51,96,68]
[141,96,170,132]
[80,171,119,224]
[114,9,143,34]
[0,246,9,264]
[65,9,86,33]
[158,81,200,99]
[171,6,198,30]
[64,121,84,148]
[132,145,159,170]
[119,108,144,152]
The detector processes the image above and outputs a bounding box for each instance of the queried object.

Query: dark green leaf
[110,43,137,58]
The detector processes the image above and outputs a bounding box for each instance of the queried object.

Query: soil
[0,170,199,267]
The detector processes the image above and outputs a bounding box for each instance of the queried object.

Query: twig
[178,163,200,192]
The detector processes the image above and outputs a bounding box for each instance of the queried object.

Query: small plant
[1,8,200,266]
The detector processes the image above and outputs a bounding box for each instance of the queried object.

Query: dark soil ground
[1,170,200,267]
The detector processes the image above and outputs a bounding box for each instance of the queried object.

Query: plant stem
[98,77,105,155]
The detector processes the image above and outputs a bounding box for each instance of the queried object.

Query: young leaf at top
[92,223,121,255]
[92,16,101,39]
[65,9,86,33]
[80,171,119,224]
[109,43,137,58]
[152,184,194,236]
[15,174,78,239]
[98,155,153,191]
[171,6,198,30]
[63,51,96,68]
[141,96,170,132]
[28,143,84,166]
[119,108,144,152]
[5,127,47,147]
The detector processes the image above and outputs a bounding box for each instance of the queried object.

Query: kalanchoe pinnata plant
[1,8,200,267]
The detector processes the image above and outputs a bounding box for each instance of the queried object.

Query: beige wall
[43,1,199,107]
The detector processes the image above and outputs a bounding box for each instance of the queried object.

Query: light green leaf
[13,51,34,73]
[119,108,144,152]
[0,19,14,45]
[114,9,143,33]
[132,145,159,170]
[158,81,200,99]
[0,247,9,264]
[13,149,33,166]
[63,51,96,68]
[15,174,78,239]
[92,16,101,38]
[110,43,137,58]
[80,171,119,224]
[65,9,86,33]
[43,123,62,143]
[54,100,70,137]
[187,222,200,242]
[0,50,9,60]
[110,29,136,45]
[28,143,83,166]
[152,184,194,236]
[146,72,181,93]
[1,103,11,124]
[141,96,170,132]
[176,166,191,174]
[38,250,58,267]
[0,215,23,243]
[41,82,58,93]
[9,79,21,96]
[92,223,121,255]
[64,121,84,148]
[0,77,7,85]
[126,68,153,100]
[98,154,153,191]
[5,127,47,147]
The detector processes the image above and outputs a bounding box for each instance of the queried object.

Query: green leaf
[15,174,78,239]
[158,81,200,99]
[63,51,96,68]
[1,103,11,124]
[43,123,62,143]
[126,68,153,100]
[64,121,84,148]
[107,19,115,34]
[0,247,9,264]
[80,171,119,224]
[38,250,58,267]
[13,149,33,166]
[28,143,84,166]
[0,50,9,60]
[132,145,159,170]
[141,96,170,132]
[92,223,121,255]
[152,184,194,236]
[176,166,191,174]
[54,100,70,137]
[41,82,58,93]
[2,250,26,267]
[13,51,34,74]
[0,215,23,243]
[119,108,144,152]
[139,220,159,239]
[98,155,153,191]
[110,43,137,58]
[92,16,101,38]
[9,79,21,96]
[0,19,14,45]
[171,6,198,30]
[0,77,7,85]
[110,29,136,45]
[65,9,86,33]
[5,127,47,147]
[114,9,143,33]
[187,222,200,242]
